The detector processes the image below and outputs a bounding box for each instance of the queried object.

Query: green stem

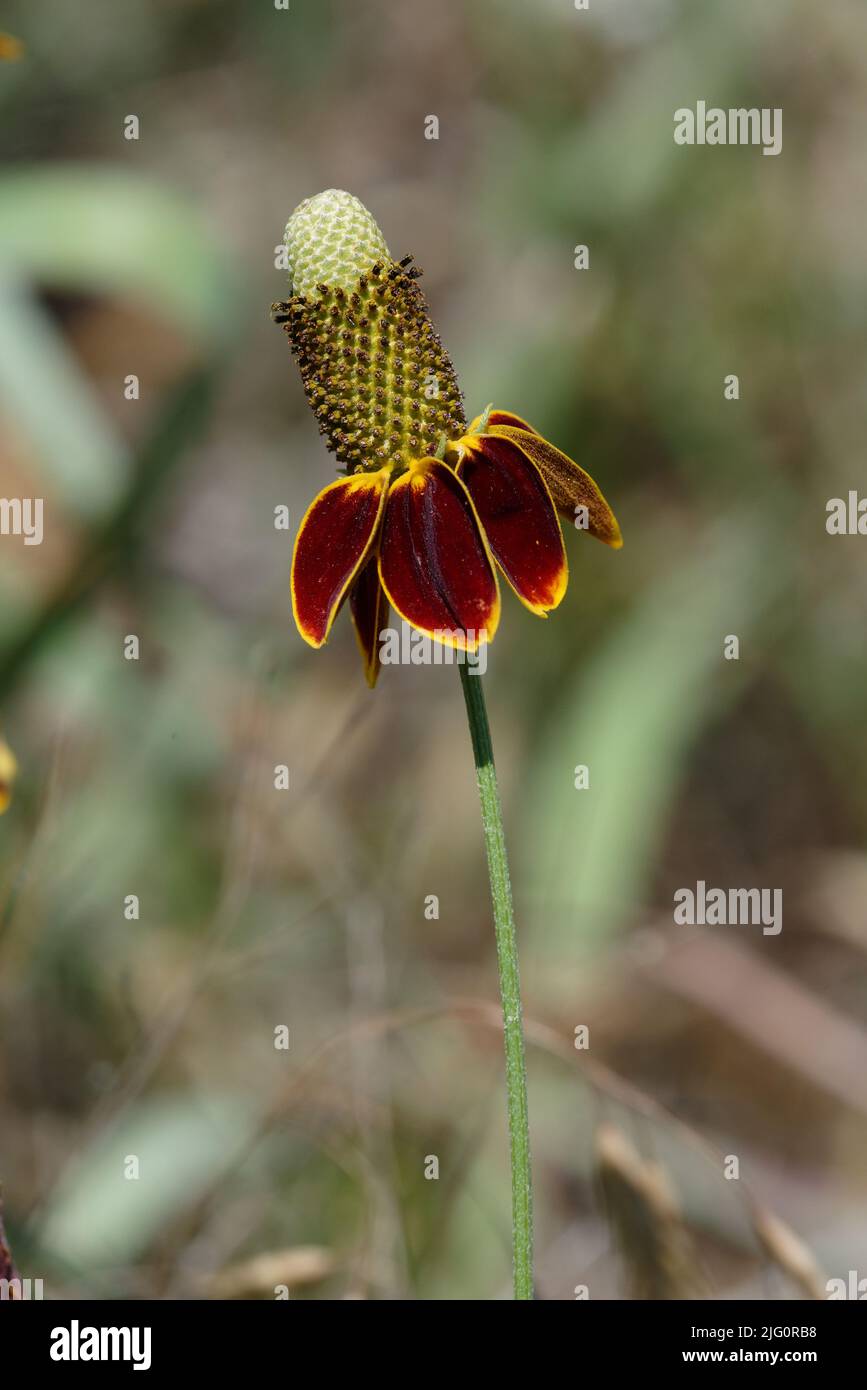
[458,658,534,1299]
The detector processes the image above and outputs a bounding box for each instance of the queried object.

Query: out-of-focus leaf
[520,519,782,949]
[0,366,218,688]
[0,278,131,517]
[0,166,236,343]
[37,1094,258,1268]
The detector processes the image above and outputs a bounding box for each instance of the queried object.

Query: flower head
[273,190,621,685]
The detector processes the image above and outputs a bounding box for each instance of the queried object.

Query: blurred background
[0,0,865,1301]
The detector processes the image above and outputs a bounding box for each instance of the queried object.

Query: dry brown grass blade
[594,1123,703,1301]
[645,933,867,1118]
[751,1207,826,1300]
[206,1246,336,1299]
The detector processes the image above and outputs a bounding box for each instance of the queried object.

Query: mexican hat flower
[273,189,621,685]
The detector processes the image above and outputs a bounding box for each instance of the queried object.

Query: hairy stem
[458,658,533,1299]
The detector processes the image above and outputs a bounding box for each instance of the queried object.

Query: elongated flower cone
[276,190,466,473]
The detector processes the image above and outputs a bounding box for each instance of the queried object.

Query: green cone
[274,190,466,474]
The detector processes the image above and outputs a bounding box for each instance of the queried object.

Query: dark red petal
[291,469,389,648]
[350,555,389,688]
[378,459,500,650]
[457,436,567,615]
[492,425,622,548]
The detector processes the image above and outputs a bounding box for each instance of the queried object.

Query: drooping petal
[457,435,567,616]
[350,554,389,688]
[291,469,390,648]
[378,458,500,650]
[490,425,622,548]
